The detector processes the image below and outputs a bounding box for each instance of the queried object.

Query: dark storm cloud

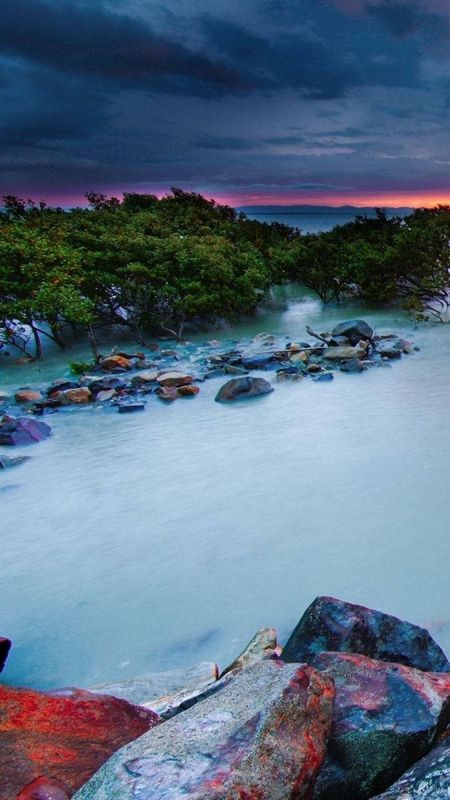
[0,0,249,96]
[2,0,450,202]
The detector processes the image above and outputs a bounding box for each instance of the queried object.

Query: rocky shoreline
[1,596,449,799]
[0,319,418,458]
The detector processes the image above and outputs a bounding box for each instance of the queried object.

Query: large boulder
[311,652,450,800]
[0,684,160,799]
[215,376,274,402]
[331,319,374,345]
[241,352,278,370]
[0,637,11,671]
[372,729,450,799]
[57,387,92,405]
[0,415,51,445]
[283,596,450,672]
[73,659,335,800]
[156,372,193,388]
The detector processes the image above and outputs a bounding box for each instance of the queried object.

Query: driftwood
[305,325,330,345]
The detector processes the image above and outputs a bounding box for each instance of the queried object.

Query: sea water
[1,287,450,689]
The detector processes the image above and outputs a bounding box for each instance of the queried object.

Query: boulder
[221,627,281,677]
[0,415,51,446]
[177,385,200,397]
[17,777,70,800]
[47,380,79,397]
[15,389,43,403]
[73,659,335,800]
[100,355,132,372]
[241,352,278,370]
[310,652,450,800]
[331,319,374,345]
[283,596,450,672]
[307,363,323,374]
[156,372,193,388]
[314,373,334,382]
[0,637,11,671]
[223,364,248,376]
[215,376,274,402]
[57,387,92,405]
[290,351,308,365]
[372,729,450,799]
[88,377,128,394]
[323,343,367,361]
[0,684,160,799]
[376,341,403,359]
[340,357,364,373]
[90,662,218,711]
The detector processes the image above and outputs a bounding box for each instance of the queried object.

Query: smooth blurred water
[1,287,450,689]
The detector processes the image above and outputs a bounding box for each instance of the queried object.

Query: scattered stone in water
[99,355,132,372]
[314,373,334,382]
[157,372,193,388]
[375,341,403,359]
[15,389,43,404]
[57,387,92,405]
[177,385,200,397]
[307,363,323,373]
[96,389,116,403]
[117,403,146,413]
[290,350,308,365]
[340,358,364,373]
[223,364,248,376]
[131,370,159,384]
[157,386,179,402]
[241,352,278,370]
[0,454,31,469]
[331,319,374,345]
[323,343,368,361]
[215,376,274,402]
[0,415,51,446]
[47,380,79,397]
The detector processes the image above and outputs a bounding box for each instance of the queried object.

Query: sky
[2,0,450,207]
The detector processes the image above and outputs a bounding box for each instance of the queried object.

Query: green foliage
[69,360,93,376]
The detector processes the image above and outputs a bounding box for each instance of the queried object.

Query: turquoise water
[1,287,450,689]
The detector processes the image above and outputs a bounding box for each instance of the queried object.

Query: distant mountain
[237,204,413,216]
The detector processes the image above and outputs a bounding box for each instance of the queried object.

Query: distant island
[237,204,414,216]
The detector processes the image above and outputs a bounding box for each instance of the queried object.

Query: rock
[331,319,374,345]
[329,335,351,347]
[376,341,403,359]
[131,370,159,384]
[96,389,116,403]
[17,777,70,800]
[100,355,132,372]
[0,415,51,446]
[204,368,225,379]
[372,729,450,799]
[90,662,218,710]
[15,389,43,403]
[117,403,146,413]
[340,357,364,373]
[287,342,304,352]
[215,376,274,402]
[223,364,248,376]
[156,372,193,388]
[88,377,128,395]
[277,369,303,382]
[57,387,92,405]
[177,385,200,397]
[157,386,178,401]
[314,373,334,382]
[283,596,450,672]
[0,684,160,799]
[73,659,334,800]
[307,363,323,374]
[221,627,281,677]
[310,651,450,800]
[0,455,31,469]
[0,637,11,671]
[241,352,277,370]
[290,350,308,365]
[323,343,367,361]
[47,380,79,397]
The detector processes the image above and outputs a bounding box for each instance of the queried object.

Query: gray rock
[323,344,367,361]
[0,455,31,469]
[74,659,334,800]
[223,364,248,376]
[331,319,374,345]
[215,376,274,402]
[340,358,364,373]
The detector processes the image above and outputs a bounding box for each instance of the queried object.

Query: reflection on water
[1,288,450,689]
